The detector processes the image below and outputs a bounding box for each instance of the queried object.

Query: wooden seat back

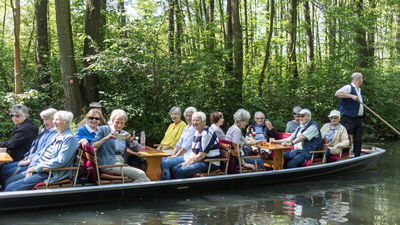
[80,145,132,185]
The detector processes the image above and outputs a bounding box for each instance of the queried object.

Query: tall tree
[82,0,104,105]
[231,0,243,104]
[11,0,21,94]
[259,0,275,97]
[168,0,175,55]
[287,0,298,80]
[55,0,85,116]
[303,1,314,72]
[35,0,49,92]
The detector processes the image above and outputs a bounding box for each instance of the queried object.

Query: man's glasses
[10,114,21,118]
[88,117,100,120]
[298,115,307,118]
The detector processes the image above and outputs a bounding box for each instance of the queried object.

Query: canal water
[1,142,399,224]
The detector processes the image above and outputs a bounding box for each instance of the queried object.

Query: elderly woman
[225,109,265,170]
[172,112,220,178]
[285,106,302,134]
[156,106,187,152]
[321,110,350,160]
[5,111,78,191]
[91,109,150,183]
[0,104,38,162]
[210,111,225,139]
[75,109,105,146]
[1,108,58,186]
[161,107,197,180]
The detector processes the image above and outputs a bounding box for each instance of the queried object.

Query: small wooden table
[257,143,293,170]
[134,146,171,181]
[0,153,13,164]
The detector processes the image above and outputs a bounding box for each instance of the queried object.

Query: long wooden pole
[359,101,400,136]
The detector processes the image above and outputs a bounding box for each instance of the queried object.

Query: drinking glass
[269,138,276,144]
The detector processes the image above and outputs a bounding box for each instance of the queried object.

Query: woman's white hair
[192,111,206,122]
[40,108,57,119]
[184,106,197,116]
[169,106,182,115]
[54,110,74,125]
[108,109,128,125]
[233,108,250,124]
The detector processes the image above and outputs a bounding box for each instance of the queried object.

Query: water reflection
[2,142,399,224]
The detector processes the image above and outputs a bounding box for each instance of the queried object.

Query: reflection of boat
[0,147,385,213]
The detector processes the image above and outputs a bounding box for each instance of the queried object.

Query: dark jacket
[338,84,365,118]
[246,122,278,142]
[0,119,38,161]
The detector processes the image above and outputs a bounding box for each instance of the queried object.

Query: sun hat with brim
[298,109,311,116]
[328,110,341,118]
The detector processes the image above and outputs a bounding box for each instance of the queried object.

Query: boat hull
[0,147,385,212]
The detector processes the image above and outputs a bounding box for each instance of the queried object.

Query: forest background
[0,0,399,145]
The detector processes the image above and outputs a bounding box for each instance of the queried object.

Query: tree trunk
[174,0,182,62]
[55,0,85,117]
[258,0,275,97]
[35,0,50,92]
[11,0,21,94]
[287,0,298,80]
[118,0,126,27]
[82,0,103,105]
[354,0,369,69]
[396,5,400,60]
[168,0,175,55]
[231,0,243,103]
[303,1,314,72]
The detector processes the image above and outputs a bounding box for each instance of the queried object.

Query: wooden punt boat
[0,147,385,213]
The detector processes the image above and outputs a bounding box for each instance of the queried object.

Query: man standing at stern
[335,72,365,157]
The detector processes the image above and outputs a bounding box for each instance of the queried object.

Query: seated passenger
[209,111,226,140]
[321,110,349,160]
[0,104,39,162]
[285,106,302,134]
[172,112,220,178]
[246,111,278,141]
[156,106,187,152]
[225,109,265,170]
[161,107,197,180]
[5,111,78,191]
[1,108,58,187]
[75,109,105,146]
[245,111,278,156]
[275,109,322,168]
[91,109,150,183]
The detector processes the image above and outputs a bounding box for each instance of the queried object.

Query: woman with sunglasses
[75,109,105,146]
[285,106,302,134]
[0,104,38,162]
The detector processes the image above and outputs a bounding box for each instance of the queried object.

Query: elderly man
[335,72,365,157]
[275,109,322,168]
[246,111,278,141]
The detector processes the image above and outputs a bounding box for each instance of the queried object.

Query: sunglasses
[298,115,308,118]
[88,117,100,120]
[10,114,21,118]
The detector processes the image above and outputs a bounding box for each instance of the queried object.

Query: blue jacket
[92,125,140,165]
[75,125,100,145]
[338,84,365,118]
[26,126,58,160]
[30,128,78,184]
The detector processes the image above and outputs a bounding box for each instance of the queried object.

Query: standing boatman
[335,72,365,157]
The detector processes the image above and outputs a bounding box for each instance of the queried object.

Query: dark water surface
[1,142,399,224]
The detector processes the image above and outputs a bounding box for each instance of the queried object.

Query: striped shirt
[191,127,220,166]
[40,140,57,163]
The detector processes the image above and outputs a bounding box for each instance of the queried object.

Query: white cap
[328,110,341,118]
[298,109,311,116]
